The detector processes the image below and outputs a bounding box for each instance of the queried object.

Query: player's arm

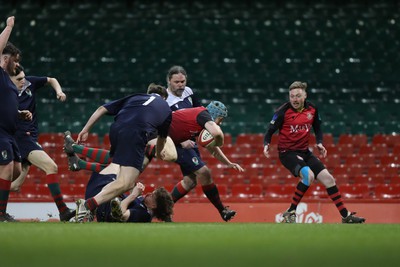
[156,112,172,160]
[312,106,327,158]
[120,183,145,222]
[0,16,14,54]
[204,121,224,147]
[263,110,283,158]
[78,106,108,142]
[206,146,244,172]
[46,77,66,101]
[146,137,177,163]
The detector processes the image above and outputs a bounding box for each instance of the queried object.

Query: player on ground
[263,81,365,223]
[82,162,173,223]
[9,65,75,221]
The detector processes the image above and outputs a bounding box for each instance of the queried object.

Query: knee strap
[300,166,311,186]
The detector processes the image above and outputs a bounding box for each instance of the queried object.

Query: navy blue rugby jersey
[103,93,172,138]
[0,68,19,135]
[16,76,47,136]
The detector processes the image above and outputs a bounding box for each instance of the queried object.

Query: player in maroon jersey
[169,102,244,222]
[263,81,365,224]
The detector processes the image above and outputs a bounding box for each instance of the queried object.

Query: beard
[6,61,16,76]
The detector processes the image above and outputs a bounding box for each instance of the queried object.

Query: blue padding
[300,166,311,186]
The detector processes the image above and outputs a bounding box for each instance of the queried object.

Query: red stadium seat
[333,165,364,177]
[372,134,400,148]
[379,155,400,166]
[338,134,368,147]
[368,165,399,178]
[223,133,232,145]
[374,184,400,199]
[264,183,296,199]
[358,144,389,157]
[231,184,263,199]
[353,175,388,186]
[310,133,334,145]
[339,183,371,199]
[322,154,341,169]
[345,155,377,167]
[305,184,328,199]
[236,133,264,146]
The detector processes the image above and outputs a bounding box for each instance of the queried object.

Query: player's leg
[316,165,365,223]
[0,162,17,222]
[64,132,109,171]
[279,151,314,223]
[195,165,236,222]
[170,147,202,202]
[10,162,29,191]
[0,138,22,222]
[28,150,75,221]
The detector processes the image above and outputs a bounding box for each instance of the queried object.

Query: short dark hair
[147,83,168,100]
[166,65,187,82]
[152,187,174,221]
[14,64,24,76]
[2,42,21,57]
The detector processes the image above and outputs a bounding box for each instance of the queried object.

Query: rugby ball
[197,129,215,147]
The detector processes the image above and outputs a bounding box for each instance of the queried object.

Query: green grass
[1,223,400,267]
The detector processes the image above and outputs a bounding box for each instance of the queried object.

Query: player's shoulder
[276,102,291,113]
[305,101,318,110]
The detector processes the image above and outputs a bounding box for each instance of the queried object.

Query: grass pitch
[1,223,399,267]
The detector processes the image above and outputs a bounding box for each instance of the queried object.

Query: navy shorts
[175,145,205,176]
[109,125,148,171]
[14,132,43,162]
[0,134,21,165]
[279,149,325,178]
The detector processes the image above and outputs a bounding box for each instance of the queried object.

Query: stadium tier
[2,1,399,204]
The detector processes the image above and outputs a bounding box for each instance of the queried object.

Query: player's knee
[183,178,196,190]
[300,166,314,186]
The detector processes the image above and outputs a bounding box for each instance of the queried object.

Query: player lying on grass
[81,162,173,223]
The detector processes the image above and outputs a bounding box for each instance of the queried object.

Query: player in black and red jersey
[263,81,365,224]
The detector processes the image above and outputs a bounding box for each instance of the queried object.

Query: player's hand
[77,131,88,143]
[263,145,270,158]
[6,16,15,28]
[132,182,145,196]
[19,110,32,121]
[316,143,327,158]
[181,140,195,149]
[229,163,244,172]
[57,92,67,102]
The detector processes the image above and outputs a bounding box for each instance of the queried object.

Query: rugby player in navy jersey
[263,81,365,223]
[83,163,173,223]
[74,84,172,222]
[8,65,75,221]
[0,17,32,222]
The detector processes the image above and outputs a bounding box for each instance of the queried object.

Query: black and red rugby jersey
[264,101,323,152]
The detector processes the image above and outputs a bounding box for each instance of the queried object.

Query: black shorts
[279,149,325,178]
